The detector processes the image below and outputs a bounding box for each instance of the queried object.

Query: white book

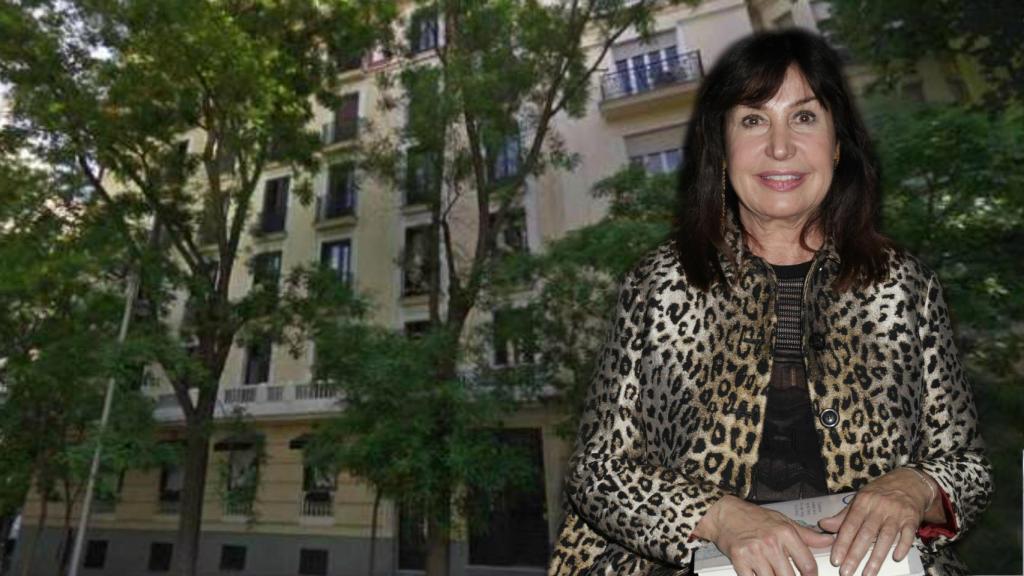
[694,492,925,576]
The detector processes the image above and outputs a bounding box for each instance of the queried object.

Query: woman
[548,29,991,576]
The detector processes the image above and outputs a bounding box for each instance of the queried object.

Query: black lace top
[746,260,830,504]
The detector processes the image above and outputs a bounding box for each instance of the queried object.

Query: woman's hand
[817,468,935,576]
[696,495,836,576]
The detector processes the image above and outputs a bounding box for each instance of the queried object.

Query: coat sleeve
[905,269,993,551]
[563,262,727,567]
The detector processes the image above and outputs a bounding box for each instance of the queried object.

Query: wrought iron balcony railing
[600,49,703,101]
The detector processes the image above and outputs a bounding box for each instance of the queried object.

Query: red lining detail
[916,483,958,542]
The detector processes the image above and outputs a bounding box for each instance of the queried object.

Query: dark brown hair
[671,28,892,291]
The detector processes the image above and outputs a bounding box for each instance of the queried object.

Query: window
[159,463,183,512]
[408,6,439,54]
[624,125,686,175]
[487,209,528,255]
[219,545,247,572]
[94,470,125,512]
[492,306,538,367]
[83,540,108,569]
[325,93,359,144]
[216,141,236,175]
[299,549,329,576]
[629,150,682,174]
[166,140,189,186]
[250,251,282,292]
[402,225,431,297]
[404,68,442,143]
[609,31,691,97]
[301,465,337,516]
[487,128,521,183]
[404,320,431,339]
[405,147,438,205]
[243,338,272,385]
[289,435,335,517]
[320,239,352,285]
[148,542,173,572]
[397,500,427,569]
[322,163,357,219]
[227,447,259,492]
[259,177,289,234]
[468,428,548,566]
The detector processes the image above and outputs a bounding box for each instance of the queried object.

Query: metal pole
[67,271,139,576]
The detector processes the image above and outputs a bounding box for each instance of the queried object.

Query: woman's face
[725,65,837,233]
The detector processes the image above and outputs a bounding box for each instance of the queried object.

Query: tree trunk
[19,497,47,576]
[423,506,448,573]
[368,489,380,576]
[0,515,13,574]
[425,481,454,576]
[55,500,73,576]
[174,424,212,576]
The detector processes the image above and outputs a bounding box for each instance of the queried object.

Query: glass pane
[615,59,631,94]
[664,148,683,172]
[631,54,648,92]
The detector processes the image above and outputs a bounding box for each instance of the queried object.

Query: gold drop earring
[720,160,728,231]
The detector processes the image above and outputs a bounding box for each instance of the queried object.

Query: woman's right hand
[695,495,836,576]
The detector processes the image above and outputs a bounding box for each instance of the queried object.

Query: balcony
[300,491,334,518]
[599,49,703,120]
[314,194,357,226]
[150,381,343,422]
[255,210,287,236]
[321,117,365,148]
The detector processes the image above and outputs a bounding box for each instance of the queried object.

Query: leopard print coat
[548,220,993,576]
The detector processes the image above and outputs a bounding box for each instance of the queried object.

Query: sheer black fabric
[747,260,830,504]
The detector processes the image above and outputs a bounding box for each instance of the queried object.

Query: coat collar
[716,209,841,285]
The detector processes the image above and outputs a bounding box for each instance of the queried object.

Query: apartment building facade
[11,1,846,575]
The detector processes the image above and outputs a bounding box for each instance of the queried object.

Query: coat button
[811,333,827,351]
[819,408,839,428]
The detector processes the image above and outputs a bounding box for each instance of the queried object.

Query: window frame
[402,225,432,297]
[320,238,353,285]
[147,542,173,573]
[299,548,329,576]
[243,337,272,386]
[83,540,108,569]
[259,177,290,234]
[219,545,247,572]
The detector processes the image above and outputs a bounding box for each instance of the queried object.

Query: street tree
[0,2,394,574]
[318,1,694,574]
[821,0,1023,107]
[0,150,167,576]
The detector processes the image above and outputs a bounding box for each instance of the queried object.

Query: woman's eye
[741,115,763,127]
[795,111,817,123]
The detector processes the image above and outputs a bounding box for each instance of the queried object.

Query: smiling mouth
[758,173,805,191]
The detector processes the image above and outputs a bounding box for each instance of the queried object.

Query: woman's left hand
[816,468,933,576]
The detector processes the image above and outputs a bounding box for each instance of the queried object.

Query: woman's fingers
[766,538,799,576]
[785,529,822,576]
[839,520,878,576]
[829,501,866,567]
[861,525,900,576]
[892,523,916,562]
[795,522,836,549]
[817,506,847,533]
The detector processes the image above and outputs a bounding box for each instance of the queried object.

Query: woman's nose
[767,124,796,161]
